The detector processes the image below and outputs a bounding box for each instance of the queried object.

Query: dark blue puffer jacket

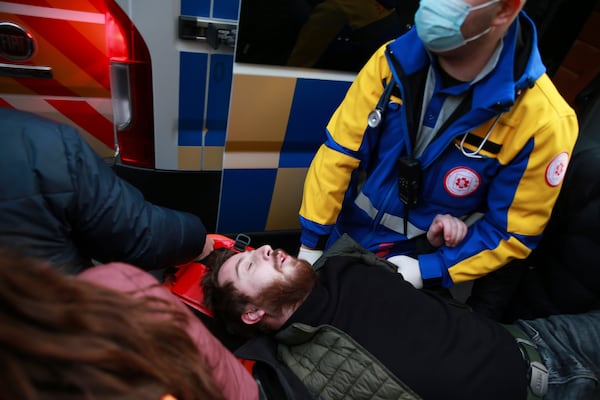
[0,108,207,273]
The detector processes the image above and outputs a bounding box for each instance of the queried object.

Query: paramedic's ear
[241,307,265,325]
[493,0,523,26]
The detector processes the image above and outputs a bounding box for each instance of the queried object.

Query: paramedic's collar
[429,38,504,96]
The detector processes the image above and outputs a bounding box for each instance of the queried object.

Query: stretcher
[162,233,259,376]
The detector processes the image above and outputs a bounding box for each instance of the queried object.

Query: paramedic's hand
[197,235,214,260]
[427,214,467,248]
[298,245,323,265]
[387,255,424,289]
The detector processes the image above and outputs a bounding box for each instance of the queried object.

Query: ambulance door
[104,0,239,232]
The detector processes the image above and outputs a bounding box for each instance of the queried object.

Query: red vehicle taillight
[105,0,155,169]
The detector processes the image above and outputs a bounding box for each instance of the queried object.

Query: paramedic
[0,249,259,400]
[297,0,579,290]
[0,107,213,273]
[202,236,600,400]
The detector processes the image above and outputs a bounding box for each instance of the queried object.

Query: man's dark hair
[202,248,266,337]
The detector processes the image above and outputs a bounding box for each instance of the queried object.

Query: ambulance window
[235,0,418,73]
[235,0,596,80]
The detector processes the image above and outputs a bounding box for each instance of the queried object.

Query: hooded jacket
[299,12,578,287]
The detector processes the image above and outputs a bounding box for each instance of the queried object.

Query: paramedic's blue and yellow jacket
[299,12,578,287]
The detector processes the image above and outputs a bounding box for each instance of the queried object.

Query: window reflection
[236,0,418,73]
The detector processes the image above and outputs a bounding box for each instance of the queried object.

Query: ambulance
[0,0,598,247]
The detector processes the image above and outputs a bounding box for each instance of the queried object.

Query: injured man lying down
[200,234,600,400]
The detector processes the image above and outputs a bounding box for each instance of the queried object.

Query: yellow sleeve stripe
[300,145,360,225]
[448,236,532,283]
[504,79,578,235]
[328,45,392,152]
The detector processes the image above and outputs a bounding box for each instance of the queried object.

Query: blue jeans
[517,311,600,400]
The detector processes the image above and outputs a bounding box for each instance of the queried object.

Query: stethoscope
[456,87,522,158]
[367,78,396,128]
[455,113,503,159]
[368,77,504,159]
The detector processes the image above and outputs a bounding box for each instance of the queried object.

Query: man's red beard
[254,251,317,315]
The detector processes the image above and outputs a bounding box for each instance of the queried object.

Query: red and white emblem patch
[545,152,569,187]
[444,167,481,197]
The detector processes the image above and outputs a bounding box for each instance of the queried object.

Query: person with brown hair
[0,249,259,400]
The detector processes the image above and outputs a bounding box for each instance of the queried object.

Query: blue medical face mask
[415,0,500,53]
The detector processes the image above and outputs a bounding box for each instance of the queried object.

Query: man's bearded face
[218,245,317,312]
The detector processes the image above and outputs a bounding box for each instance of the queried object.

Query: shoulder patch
[545,152,569,187]
[444,167,481,197]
